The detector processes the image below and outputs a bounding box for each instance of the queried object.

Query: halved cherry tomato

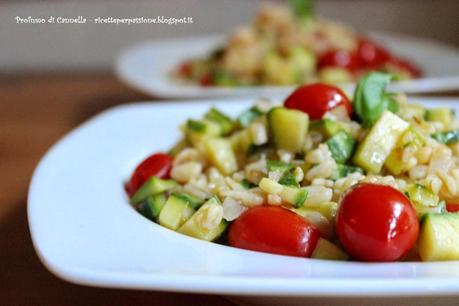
[336,183,419,262]
[284,83,352,119]
[318,49,359,71]
[356,38,391,68]
[126,153,173,196]
[446,203,459,213]
[228,206,320,257]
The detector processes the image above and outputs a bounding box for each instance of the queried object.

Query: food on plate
[229,206,321,257]
[336,184,419,261]
[173,1,421,87]
[127,72,459,262]
[126,153,173,197]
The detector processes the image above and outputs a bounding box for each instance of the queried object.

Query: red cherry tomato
[228,206,321,257]
[387,57,422,78]
[200,74,213,86]
[178,61,192,77]
[126,153,173,196]
[284,83,352,119]
[336,183,419,262]
[446,203,459,213]
[318,49,359,71]
[356,38,391,68]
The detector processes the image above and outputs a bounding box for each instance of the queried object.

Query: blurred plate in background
[115,31,459,99]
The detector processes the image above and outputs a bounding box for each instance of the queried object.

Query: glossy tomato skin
[336,183,419,262]
[228,206,321,257]
[356,38,391,68]
[318,49,359,71]
[446,203,459,213]
[127,153,173,196]
[284,84,352,119]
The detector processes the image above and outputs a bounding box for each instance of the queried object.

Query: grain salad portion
[126,72,459,262]
[173,1,420,87]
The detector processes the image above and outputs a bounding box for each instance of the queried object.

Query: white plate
[115,32,459,99]
[29,97,459,300]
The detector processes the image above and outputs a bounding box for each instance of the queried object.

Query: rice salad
[174,1,420,87]
[126,72,459,262]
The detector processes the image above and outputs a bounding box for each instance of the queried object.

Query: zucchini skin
[432,129,459,145]
[268,107,309,153]
[353,111,409,173]
[419,213,459,261]
[326,131,356,163]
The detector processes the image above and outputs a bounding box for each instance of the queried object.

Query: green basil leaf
[385,94,400,114]
[290,0,314,21]
[353,72,392,127]
[267,160,293,173]
[278,172,299,188]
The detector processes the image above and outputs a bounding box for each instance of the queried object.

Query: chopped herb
[329,164,364,181]
[238,107,263,128]
[290,0,314,21]
[212,69,239,87]
[294,188,308,208]
[267,159,292,173]
[187,119,206,132]
[279,172,299,188]
[205,107,234,134]
[241,179,257,189]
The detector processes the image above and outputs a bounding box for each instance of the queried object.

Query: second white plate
[116,32,459,99]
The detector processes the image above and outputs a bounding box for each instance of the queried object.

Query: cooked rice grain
[222,197,247,221]
[171,162,203,183]
[196,204,223,230]
[304,185,333,204]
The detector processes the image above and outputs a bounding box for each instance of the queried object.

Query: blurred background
[1,1,459,306]
[2,0,459,73]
